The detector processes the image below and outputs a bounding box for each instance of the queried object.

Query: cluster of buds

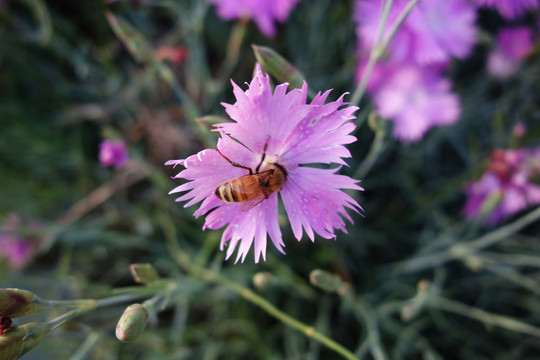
[309,269,351,297]
[0,288,43,318]
[115,263,160,342]
[0,288,50,360]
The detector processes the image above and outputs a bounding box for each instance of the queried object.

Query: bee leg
[255,137,270,174]
[216,149,253,174]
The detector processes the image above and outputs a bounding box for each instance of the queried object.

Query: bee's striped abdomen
[215,178,252,203]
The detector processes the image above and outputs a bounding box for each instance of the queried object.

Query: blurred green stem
[344,292,388,360]
[393,206,540,273]
[157,64,216,148]
[430,295,540,338]
[42,162,150,253]
[37,292,148,335]
[36,293,146,317]
[20,0,52,45]
[160,217,359,360]
[354,123,386,179]
[56,161,150,228]
[216,18,248,86]
[69,331,102,360]
[350,0,418,106]
[483,263,540,295]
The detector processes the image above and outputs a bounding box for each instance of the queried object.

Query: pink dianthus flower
[355,0,477,66]
[209,0,301,37]
[167,65,363,263]
[464,147,540,225]
[0,214,41,270]
[354,0,469,141]
[487,27,534,79]
[375,66,461,142]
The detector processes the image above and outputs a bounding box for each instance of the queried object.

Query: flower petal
[219,193,283,263]
[216,65,313,155]
[281,167,363,241]
[279,93,358,167]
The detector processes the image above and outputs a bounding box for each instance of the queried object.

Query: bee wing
[239,194,266,212]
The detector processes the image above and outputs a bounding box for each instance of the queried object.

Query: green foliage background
[1,0,540,359]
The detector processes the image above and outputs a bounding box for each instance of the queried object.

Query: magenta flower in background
[464,148,540,225]
[167,65,363,263]
[354,0,477,66]
[374,66,461,142]
[0,214,40,270]
[513,123,526,138]
[406,0,476,64]
[354,0,413,59]
[474,0,539,19]
[99,139,129,168]
[208,0,301,37]
[487,27,534,79]
[354,0,472,141]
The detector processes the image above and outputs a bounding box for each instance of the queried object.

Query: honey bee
[215,141,287,211]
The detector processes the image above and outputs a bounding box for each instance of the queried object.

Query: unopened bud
[252,45,306,91]
[368,111,387,135]
[0,289,42,318]
[0,322,50,360]
[105,12,152,64]
[401,280,430,322]
[309,269,343,293]
[253,272,274,291]
[464,255,483,272]
[116,304,149,342]
[0,325,24,360]
[129,264,159,284]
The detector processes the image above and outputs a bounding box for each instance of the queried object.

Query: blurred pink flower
[474,0,539,19]
[99,139,129,168]
[354,0,470,141]
[0,214,41,270]
[167,64,363,263]
[355,0,477,66]
[464,148,540,224]
[406,0,477,64]
[375,66,461,141]
[513,123,526,137]
[155,45,188,64]
[209,0,301,37]
[354,50,402,94]
[487,27,534,79]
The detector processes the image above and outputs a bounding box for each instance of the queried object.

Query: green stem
[350,0,393,106]
[29,292,151,334]
[70,331,102,360]
[467,206,540,250]
[350,0,418,106]
[34,291,146,310]
[379,0,419,53]
[49,305,97,331]
[216,18,248,85]
[158,68,216,148]
[430,295,540,338]
[160,218,359,360]
[353,126,385,179]
[344,292,388,360]
[393,206,540,273]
